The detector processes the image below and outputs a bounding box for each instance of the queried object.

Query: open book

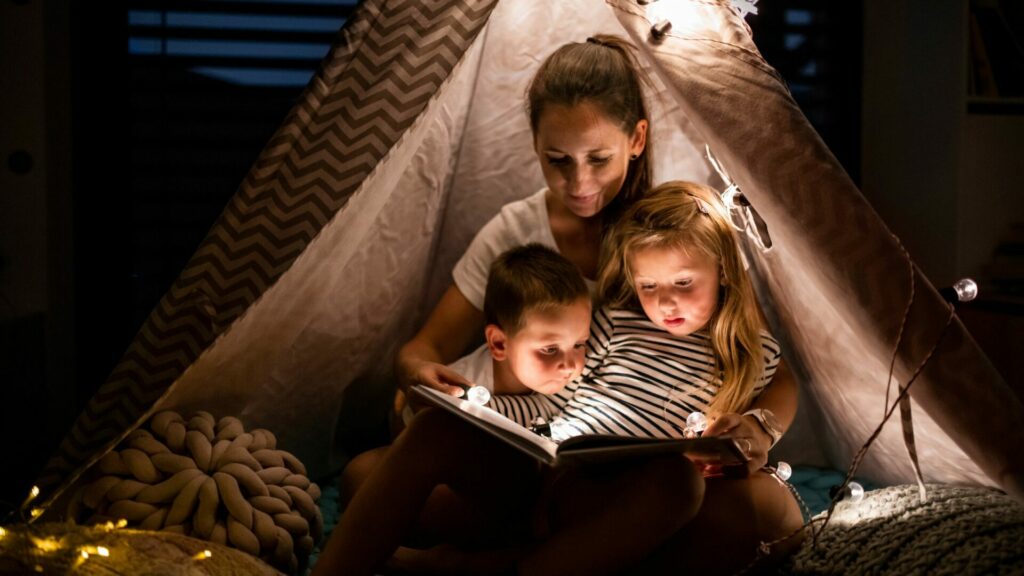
[409,385,749,467]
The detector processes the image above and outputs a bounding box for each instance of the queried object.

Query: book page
[410,386,560,463]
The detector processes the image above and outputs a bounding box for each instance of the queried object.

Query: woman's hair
[598,181,765,415]
[526,34,653,225]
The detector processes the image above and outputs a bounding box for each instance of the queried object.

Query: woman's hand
[396,284,485,395]
[402,358,473,397]
[700,412,773,476]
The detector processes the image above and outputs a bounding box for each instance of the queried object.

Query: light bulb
[953,278,978,302]
[686,412,708,436]
[847,481,865,502]
[774,461,792,481]
[530,417,552,438]
[465,385,491,405]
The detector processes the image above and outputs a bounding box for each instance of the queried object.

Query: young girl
[548,180,782,443]
[312,181,802,575]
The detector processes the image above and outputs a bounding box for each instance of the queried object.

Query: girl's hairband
[685,193,711,215]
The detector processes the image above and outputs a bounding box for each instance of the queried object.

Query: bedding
[787,483,1024,575]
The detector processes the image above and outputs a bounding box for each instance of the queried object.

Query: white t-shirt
[404,344,564,426]
[452,188,558,310]
[451,344,566,426]
[446,344,494,391]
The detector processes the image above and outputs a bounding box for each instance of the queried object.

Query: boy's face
[503,298,592,395]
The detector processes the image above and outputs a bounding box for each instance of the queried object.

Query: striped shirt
[544,307,782,442]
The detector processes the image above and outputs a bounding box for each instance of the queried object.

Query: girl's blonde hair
[598,180,764,415]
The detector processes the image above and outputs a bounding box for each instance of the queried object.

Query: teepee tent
[32,0,1023,516]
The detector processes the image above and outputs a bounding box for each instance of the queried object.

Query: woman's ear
[485,324,508,361]
[630,119,649,158]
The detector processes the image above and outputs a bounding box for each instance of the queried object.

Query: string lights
[774,461,792,482]
[939,277,978,303]
[685,411,708,438]
[455,383,491,405]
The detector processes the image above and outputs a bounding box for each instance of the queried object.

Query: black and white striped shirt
[541,307,782,442]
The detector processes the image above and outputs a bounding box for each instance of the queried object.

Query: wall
[959,114,1024,279]
[863,0,1024,288]
[0,0,76,502]
[862,1,966,287]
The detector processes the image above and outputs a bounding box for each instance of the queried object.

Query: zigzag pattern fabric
[36,0,499,505]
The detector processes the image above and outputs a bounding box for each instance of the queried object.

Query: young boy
[412,242,591,421]
[344,243,592,501]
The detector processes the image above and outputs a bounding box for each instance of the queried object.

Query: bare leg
[339,445,390,508]
[632,470,806,575]
[382,454,705,576]
[516,454,704,576]
[339,443,527,548]
[311,408,538,576]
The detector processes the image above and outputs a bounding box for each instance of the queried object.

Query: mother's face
[534,101,647,219]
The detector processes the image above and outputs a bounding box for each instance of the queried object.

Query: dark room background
[3,0,1021,511]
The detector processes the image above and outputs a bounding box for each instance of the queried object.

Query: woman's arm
[703,359,797,472]
[397,284,486,396]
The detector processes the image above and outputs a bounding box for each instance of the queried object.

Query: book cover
[409,385,750,467]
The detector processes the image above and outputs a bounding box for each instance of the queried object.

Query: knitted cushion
[71,410,323,575]
[789,484,1024,575]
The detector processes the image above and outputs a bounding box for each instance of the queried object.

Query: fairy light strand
[729,201,957,573]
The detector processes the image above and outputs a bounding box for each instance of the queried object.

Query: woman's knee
[339,445,389,506]
[644,455,705,527]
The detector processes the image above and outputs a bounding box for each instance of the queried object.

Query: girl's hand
[700,412,772,476]
[402,358,473,397]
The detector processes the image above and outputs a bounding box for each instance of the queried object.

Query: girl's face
[630,244,721,336]
[534,101,647,219]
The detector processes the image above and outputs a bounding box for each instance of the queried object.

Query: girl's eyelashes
[588,156,611,165]
[674,279,693,287]
[539,346,558,355]
[546,156,570,166]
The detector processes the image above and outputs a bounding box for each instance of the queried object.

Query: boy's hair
[485,243,590,335]
[598,181,764,415]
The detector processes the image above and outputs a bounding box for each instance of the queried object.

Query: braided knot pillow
[73,410,322,575]
[789,483,1024,575]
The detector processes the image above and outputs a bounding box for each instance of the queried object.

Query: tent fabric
[609,0,1023,497]
[36,0,1023,514]
[35,0,500,507]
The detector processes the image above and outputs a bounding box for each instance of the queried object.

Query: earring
[630,153,638,160]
